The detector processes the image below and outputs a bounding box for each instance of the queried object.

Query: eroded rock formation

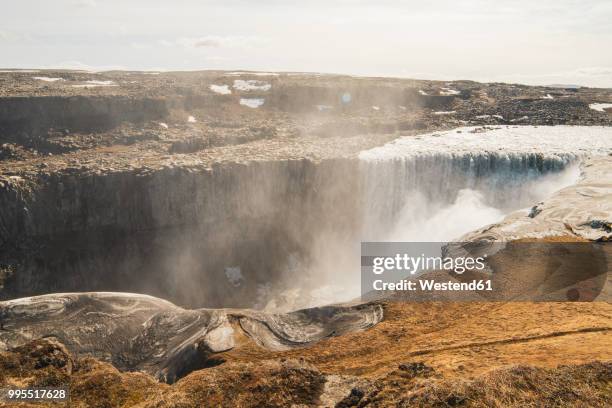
[0,292,382,383]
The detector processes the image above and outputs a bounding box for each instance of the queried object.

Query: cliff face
[0,159,361,309]
[0,149,581,308]
[0,96,168,144]
[3,125,611,308]
[263,84,459,112]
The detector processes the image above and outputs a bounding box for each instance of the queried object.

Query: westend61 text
[373,279,493,291]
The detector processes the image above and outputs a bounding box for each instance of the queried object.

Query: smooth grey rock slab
[0,292,382,383]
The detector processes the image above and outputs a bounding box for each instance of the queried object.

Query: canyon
[0,70,610,407]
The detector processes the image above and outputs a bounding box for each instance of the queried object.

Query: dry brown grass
[387,361,612,408]
[0,302,610,407]
[222,302,612,379]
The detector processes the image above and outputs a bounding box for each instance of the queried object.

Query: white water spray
[269,126,612,310]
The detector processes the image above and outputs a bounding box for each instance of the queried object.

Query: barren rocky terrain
[1,70,611,174]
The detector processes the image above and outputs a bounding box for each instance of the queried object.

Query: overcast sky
[1,0,611,87]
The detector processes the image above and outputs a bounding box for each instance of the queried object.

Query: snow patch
[0,70,39,73]
[372,106,380,111]
[240,98,265,108]
[72,80,117,88]
[226,72,279,76]
[542,94,554,100]
[33,76,64,82]
[418,90,428,95]
[475,114,505,121]
[233,79,271,91]
[159,122,169,129]
[589,103,612,112]
[316,105,333,111]
[359,126,612,161]
[85,80,114,85]
[209,84,231,95]
[433,111,456,115]
[440,87,460,96]
[187,116,197,123]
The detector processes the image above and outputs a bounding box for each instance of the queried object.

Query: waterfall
[358,125,612,242]
[270,126,611,309]
[360,151,578,241]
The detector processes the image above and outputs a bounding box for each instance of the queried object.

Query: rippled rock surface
[0,292,382,383]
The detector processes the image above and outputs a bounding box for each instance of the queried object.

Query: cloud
[72,0,97,7]
[0,30,33,43]
[45,61,127,72]
[170,36,264,49]
[399,66,612,88]
[130,42,152,50]
[400,66,612,88]
[0,30,21,42]
[499,67,612,88]
[572,67,612,77]
[205,56,226,62]
[193,37,222,48]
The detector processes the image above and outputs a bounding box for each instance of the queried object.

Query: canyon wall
[0,96,168,143]
[0,159,361,309]
[0,149,577,309]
